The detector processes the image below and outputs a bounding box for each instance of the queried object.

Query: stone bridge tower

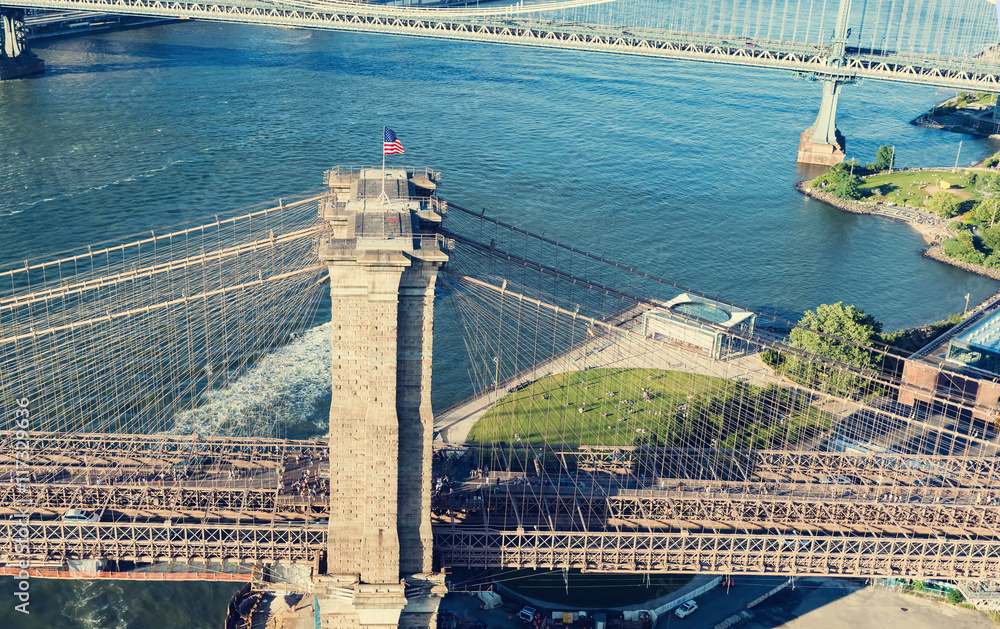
[315,166,449,629]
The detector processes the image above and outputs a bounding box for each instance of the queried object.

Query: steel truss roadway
[1,520,324,564]
[434,528,1000,578]
[452,487,1000,538]
[5,0,1000,91]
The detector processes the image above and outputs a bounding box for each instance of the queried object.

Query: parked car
[517,606,536,622]
[62,509,99,523]
[674,600,698,618]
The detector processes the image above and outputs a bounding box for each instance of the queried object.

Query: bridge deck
[6,0,1000,90]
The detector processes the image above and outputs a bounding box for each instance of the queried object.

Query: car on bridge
[674,600,698,618]
[819,475,851,485]
[914,475,947,487]
[61,509,99,523]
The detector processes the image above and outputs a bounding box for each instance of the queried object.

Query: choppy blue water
[2,21,999,628]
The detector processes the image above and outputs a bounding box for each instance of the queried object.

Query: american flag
[383,128,404,155]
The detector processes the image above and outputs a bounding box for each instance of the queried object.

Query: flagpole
[381,125,387,203]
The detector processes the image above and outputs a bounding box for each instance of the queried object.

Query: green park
[806,143,1000,269]
[465,367,832,451]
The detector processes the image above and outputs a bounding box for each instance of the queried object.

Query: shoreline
[796,180,1000,285]
[795,180,951,244]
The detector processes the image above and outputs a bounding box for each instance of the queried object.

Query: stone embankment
[797,181,1000,283]
[796,181,951,242]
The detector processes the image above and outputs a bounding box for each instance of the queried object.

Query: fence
[641,575,723,624]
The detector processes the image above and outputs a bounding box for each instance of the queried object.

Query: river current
[2,21,1000,628]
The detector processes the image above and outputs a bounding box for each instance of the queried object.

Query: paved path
[659,577,994,629]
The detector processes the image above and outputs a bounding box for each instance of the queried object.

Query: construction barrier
[714,610,752,629]
[746,578,792,609]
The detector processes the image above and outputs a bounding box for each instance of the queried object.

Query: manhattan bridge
[2,0,1000,161]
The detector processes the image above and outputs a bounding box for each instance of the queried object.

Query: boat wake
[169,322,333,438]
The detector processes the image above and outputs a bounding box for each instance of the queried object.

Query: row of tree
[763,302,884,397]
[810,145,896,201]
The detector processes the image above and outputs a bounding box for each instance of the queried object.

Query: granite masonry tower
[315,166,450,629]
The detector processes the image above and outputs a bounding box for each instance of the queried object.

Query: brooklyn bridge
[3,166,1000,627]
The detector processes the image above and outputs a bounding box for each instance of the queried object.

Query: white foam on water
[169,321,332,436]
[62,580,128,629]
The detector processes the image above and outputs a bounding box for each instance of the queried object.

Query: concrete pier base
[0,50,43,79]
[797,76,848,165]
[1,6,44,80]
[797,126,846,166]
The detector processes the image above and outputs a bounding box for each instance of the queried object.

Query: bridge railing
[323,165,440,183]
[319,231,454,250]
[1,521,326,563]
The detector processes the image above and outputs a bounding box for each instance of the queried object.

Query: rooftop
[956,307,1000,353]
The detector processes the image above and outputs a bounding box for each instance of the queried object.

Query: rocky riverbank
[795,181,951,243]
[797,180,1000,282]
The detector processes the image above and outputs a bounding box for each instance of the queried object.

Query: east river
[2,21,1000,628]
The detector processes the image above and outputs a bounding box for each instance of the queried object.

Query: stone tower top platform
[319,166,449,262]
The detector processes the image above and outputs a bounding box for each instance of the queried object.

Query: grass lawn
[466,368,832,449]
[858,170,981,209]
[500,568,691,608]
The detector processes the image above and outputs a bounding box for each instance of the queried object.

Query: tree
[831,174,863,200]
[874,145,895,171]
[982,225,1000,252]
[926,191,963,218]
[978,173,1000,200]
[969,199,1000,226]
[947,588,965,604]
[784,303,883,395]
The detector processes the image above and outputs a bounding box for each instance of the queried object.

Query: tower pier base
[797,126,846,166]
[0,7,44,80]
[797,77,848,165]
